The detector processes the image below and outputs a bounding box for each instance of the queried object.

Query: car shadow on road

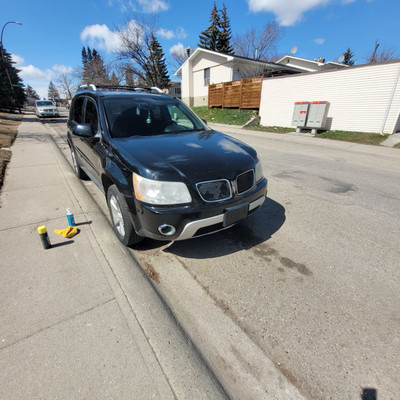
[162,197,285,259]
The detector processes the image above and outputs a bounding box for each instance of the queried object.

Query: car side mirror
[72,123,95,138]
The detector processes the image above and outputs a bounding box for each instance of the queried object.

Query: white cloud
[247,0,330,26]
[157,28,175,40]
[12,57,75,99]
[137,0,169,13]
[11,54,25,66]
[52,64,75,74]
[157,27,187,40]
[80,24,122,53]
[175,27,187,39]
[18,64,54,82]
[108,0,169,13]
[314,38,325,44]
[170,43,187,58]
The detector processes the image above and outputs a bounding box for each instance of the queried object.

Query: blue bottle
[67,208,75,226]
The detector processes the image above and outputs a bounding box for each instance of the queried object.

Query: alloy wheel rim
[109,195,125,236]
[71,150,79,174]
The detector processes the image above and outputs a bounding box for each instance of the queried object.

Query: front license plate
[223,203,249,227]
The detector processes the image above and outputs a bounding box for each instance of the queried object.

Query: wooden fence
[208,76,263,109]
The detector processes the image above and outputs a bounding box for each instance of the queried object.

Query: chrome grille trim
[196,179,232,203]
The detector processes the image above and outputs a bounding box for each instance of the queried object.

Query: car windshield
[36,101,54,106]
[103,95,206,138]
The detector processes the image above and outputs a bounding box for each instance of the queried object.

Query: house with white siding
[276,55,348,72]
[175,48,301,107]
[259,59,400,134]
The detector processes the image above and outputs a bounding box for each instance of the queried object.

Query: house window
[204,68,210,86]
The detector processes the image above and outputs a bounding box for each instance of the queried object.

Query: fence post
[239,80,244,110]
[222,82,225,109]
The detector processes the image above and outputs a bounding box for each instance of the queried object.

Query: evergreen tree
[0,45,26,109]
[110,72,119,85]
[48,81,60,101]
[81,46,110,85]
[217,4,234,54]
[25,85,40,99]
[81,47,88,65]
[198,2,220,51]
[198,2,234,54]
[144,35,170,89]
[343,48,355,66]
[124,66,135,86]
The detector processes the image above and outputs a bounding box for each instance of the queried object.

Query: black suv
[67,84,268,245]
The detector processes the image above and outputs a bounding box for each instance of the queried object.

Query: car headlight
[133,173,191,205]
[255,160,264,182]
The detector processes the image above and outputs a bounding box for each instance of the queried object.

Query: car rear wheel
[107,185,143,246]
[70,146,88,179]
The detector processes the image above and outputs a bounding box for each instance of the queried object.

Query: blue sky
[2,0,398,98]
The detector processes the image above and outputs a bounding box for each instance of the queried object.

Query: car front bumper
[131,178,268,241]
[37,110,59,117]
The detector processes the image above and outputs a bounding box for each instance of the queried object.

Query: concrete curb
[44,119,307,400]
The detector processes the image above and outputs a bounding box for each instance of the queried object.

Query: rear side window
[72,96,85,123]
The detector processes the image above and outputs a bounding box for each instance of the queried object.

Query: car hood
[113,130,258,183]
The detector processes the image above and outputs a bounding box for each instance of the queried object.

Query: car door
[81,96,110,188]
[69,95,102,185]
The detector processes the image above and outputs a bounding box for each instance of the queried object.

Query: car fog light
[158,224,176,236]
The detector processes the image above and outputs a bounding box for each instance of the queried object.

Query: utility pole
[1,21,23,105]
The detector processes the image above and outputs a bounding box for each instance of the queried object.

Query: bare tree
[232,22,282,61]
[115,19,155,84]
[236,65,266,79]
[169,45,196,72]
[366,40,400,63]
[55,68,80,100]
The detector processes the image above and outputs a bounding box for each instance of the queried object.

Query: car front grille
[196,179,232,202]
[196,169,255,202]
[237,170,254,194]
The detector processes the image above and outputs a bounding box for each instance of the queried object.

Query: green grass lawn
[192,106,257,126]
[317,130,389,145]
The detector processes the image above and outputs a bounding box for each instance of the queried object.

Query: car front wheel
[107,185,143,246]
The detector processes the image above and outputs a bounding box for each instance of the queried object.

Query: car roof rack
[77,84,164,94]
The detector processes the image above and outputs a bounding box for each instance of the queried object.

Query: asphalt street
[46,110,400,400]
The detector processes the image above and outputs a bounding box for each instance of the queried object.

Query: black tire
[107,185,143,246]
[70,146,88,179]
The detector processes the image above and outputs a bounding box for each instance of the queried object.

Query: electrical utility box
[291,102,310,127]
[306,101,330,129]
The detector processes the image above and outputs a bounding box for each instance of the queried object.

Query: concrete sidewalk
[0,113,227,399]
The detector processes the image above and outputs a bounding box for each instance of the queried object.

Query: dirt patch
[0,111,22,192]
[144,262,160,284]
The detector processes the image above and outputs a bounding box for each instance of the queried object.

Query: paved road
[45,111,400,400]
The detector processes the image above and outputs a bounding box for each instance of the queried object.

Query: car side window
[72,96,85,123]
[84,98,99,132]
[167,105,195,130]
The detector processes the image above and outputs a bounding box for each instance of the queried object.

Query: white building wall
[180,62,192,105]
[259,61,400,134]
[192,58,233,106]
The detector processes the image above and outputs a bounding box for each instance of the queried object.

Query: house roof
[276,55,348,72]
[174,47,302,76]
